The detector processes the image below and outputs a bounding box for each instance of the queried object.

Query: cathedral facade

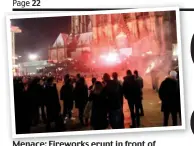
[48,11,177,68]
[89,11,177,58]
[70,15,92,34]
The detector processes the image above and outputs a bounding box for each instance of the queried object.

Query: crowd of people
[13,69,181,134]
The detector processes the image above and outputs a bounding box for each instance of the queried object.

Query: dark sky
[11,16,71,62]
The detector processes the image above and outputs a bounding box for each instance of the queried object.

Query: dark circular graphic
[191,34,194,63]
[191,111,194,134]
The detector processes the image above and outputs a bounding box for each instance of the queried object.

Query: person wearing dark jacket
[89,81,108,130]
[45,77,62,131]
[134,70,144,116]
[76,73,81,82]
[112,72,124,128]
[84,77,97,125]
[38,78,47,123]
[103,73,123,129]
[123,70,141,128]
[112,72,123,106]
[60,78,74,122]
[14,77,31,134]
[64,74,70,82]
[89,77,97,92]
[159,70,180,126]
[28,77,40,126]
[74,77,88,125]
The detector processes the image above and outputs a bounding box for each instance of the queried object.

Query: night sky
[11,16,71,62]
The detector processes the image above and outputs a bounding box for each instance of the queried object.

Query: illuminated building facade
[69,15,92,62]
[48,11,177,71]
[49,33,69,63]
[91,11,177,58]
[71,15,92,34]
[48,15,92,63]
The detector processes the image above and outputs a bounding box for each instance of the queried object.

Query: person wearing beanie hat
[159,70,180,126]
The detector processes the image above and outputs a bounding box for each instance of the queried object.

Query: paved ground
[31,75,181,133]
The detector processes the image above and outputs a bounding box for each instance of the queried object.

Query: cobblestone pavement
[31,75,181,133]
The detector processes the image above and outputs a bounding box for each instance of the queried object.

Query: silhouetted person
[14,77,31,134]
[112,72,123,106]
[60,78,74,122]
[134,70,144,116]
[112,72,124,128]
[89,77,97,92]
[72,77,77,88]
[74,77,88,125]
[28,77,40,125]
[89,81,108,130]
[38,79,47,123]
[159,70,179,126]
[150,68,159,92]
[45,77,61,131]
[103,73,123,129]
[64,74,70,82]
[85,77,97,125]
[123,70,141,128]
[76,73,81,82]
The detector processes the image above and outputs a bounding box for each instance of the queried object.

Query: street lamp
[28,54,38,60]
[11,25,22,66]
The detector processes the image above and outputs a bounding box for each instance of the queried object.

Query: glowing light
[172,44,178,57]
[29,54,38,60]
[173,47,177,56]
[146,51,152,55]
[67,58,73,61]
[145,62,155,74]
[92,60,96,64]
[58,67,63,71]
[11,26,22,33]
[99,52,121,65]
[116,32,127,39]
[114,24,118,30]
[106,52,119,63]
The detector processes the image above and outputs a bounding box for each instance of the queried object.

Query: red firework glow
[100,52,121,65]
